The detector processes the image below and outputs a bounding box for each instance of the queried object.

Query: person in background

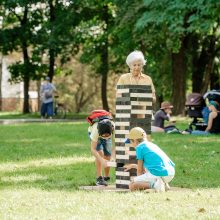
[190,100,220,135]
[124,127,175,192]
[117,50,156,102]
[152,101,176,133]
[116,50,156,140]
[40,76,56,119]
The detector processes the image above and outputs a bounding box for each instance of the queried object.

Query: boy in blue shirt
[124,127,175,192]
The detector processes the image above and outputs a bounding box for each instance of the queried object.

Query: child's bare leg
[104,155,111,177]
[96,151,104,177]
[129,182,150,191]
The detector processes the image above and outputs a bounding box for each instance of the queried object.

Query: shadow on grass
[1,156,219,191]
[0,160,116,191]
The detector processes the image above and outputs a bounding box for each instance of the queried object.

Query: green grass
[0,111,88,119]
[0,121,219,219]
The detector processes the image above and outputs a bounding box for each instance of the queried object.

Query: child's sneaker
[96,176,108,186]
[154,178,165,192]
[104,176,110,181]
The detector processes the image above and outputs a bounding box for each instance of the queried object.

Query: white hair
[126,51,147,67]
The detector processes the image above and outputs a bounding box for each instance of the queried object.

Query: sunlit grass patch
[0,188,219,220]
[0,156,94,173]
[1,174,47,183]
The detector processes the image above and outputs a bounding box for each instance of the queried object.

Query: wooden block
[116,176,130,181]
[130,101,152,106]
[106,161,117,167]
[129,88,152,93]
[116,85,151,89]
[115,121,130,126]
[115,130,129,135]
[125,143,132,148]
[115,101,131,105]
[116,179,130,185]
[115,142,125,147]
[116,184,129,189]
[130,93,152,98]
[116,151,125,155]
[115,134,126,138]
[116,109,131,114]
[115,138,126,143]
[130,97,153,102]
[131,109,152,114]
[116,88,130,93]
[128,151,136,156]
[116,146,127,151]
[116,105,131,110]
[116,167,125,172]
[116,154,129,160]
[115,118,130,122]
[115,126,130,131]
[116,171,130,176]
[116,163,124,168]
[116,158,129,164]
[116,113,131,118]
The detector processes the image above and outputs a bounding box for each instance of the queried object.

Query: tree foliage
[0,0,219,114]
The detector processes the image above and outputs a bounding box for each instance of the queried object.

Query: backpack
[86,110,113,125]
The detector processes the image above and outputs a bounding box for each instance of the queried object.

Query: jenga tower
[115,84,153,189]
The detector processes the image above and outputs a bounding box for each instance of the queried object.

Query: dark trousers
[41,102,53,117]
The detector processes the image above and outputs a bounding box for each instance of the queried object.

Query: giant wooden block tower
[115,85,153,189]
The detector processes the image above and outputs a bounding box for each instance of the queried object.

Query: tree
[79,1,117,111]
[0,1,85,112]
[115,0,220,114]
[0,1,47,113]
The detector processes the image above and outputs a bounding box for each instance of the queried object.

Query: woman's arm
[205,112,217,131]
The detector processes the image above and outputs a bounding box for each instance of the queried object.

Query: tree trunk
[21,6,30,113]
[100,5,109,111]
[200,36,216,94]
[191,38,207,92]
[48,0,56,82]
[101,74,109,111]
[22,45,30,113]
[23,75,30,113]
[49,49,55,82]
[171,39,187,115]
[210,68,220,90]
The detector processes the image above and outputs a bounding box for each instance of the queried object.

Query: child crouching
[124,127,175,192]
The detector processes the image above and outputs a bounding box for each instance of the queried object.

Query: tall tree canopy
[0,0,219,114]
[114,0,220,114]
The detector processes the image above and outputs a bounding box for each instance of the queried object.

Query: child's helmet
[97,119,113,136]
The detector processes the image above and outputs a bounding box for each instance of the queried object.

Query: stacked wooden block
[115,85,153,189]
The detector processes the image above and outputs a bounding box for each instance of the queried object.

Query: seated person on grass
[189,101,220,135]
[124,127,175,192]
[88,119,115,186]
[151,101,177,133]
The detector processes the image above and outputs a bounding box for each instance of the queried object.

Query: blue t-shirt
[136,141,175,176]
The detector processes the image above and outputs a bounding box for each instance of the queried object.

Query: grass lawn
[0,111,88,120]
[0,121,219,219]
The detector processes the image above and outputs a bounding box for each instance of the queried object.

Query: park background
[0,0,219,115]
[0,1,220,219]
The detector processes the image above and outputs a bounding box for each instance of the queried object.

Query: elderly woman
[117,50,156,101]
[191,101,220,135]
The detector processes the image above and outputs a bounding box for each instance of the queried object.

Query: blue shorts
[88,133,112,156]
